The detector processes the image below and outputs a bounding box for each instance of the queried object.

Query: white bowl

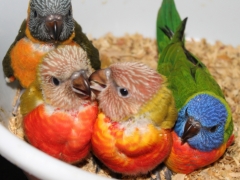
[0,0,239,179]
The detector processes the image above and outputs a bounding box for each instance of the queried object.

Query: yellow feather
[20,79,43,117]
[137,77,177,129]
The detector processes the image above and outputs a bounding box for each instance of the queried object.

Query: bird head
[27,0,74,43]
[89,62,164,122]
[174,93,230,151]
[39,45,94,110]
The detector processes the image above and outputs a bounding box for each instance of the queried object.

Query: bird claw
[150,164,172,180]
[5,76,16,83]
[92,155,102,174]
[163,167,173,180]
[150,170,161,180]
[150,171,161,180]
[12,89,25,116]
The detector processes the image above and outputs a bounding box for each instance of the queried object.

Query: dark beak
[181,117,201,144]
[89,69,109,94]
[45,14,63,41]
[71,70,91,98]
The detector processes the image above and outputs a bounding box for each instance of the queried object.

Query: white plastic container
[0,0,239,179]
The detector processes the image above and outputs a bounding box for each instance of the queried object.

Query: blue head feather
[174,94,228,151]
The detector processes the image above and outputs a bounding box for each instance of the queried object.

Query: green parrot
[157,17,234,174]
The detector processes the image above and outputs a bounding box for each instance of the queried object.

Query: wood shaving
[8,33,240,180]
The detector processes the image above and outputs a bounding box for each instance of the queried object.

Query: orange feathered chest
[91,113,172,175]
[164,131,235,174]
[10,37,78,88]
[23,102,98,164]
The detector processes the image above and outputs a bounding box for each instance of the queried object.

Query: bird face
[28,0,74,42]
[174,93,229,151]
[39,45,94,110]
[89,62,163,122]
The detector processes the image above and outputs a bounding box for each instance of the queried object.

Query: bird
[20,45,98,164]
[89,61,177,176]
[2,0,100,89]
[157,18,234,174]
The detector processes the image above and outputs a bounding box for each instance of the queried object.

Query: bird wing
[73,20,101,70]
[2,20,27,78]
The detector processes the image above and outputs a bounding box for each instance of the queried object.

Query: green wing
[2,20,27,78]
[73,20,101,70]
[157,18,233,142]
[158,18,224,109]
[157,0,181,54]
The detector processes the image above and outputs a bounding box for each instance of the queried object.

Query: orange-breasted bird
[20,45,98,163]
[2,0,100,89]
[89,62,177,176]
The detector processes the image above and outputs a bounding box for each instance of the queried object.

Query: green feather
[2,20,27,78]
[73,21,101,70]
[157,0,181,53]
[157,18,233,143]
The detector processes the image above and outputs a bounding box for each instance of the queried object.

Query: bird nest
[9,33,240,180]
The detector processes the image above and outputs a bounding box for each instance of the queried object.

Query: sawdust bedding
[9,33,240,180]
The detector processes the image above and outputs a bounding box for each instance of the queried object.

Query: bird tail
[156,0,182,53]
[170,17,187,44]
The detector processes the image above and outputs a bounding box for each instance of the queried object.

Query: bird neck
[137,79,177,129]
[25,26,75,45]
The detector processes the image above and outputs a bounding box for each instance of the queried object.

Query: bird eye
[118,87,129,97]
[34,10,37,18]
[209,125,218,133]
[51,77,60,86]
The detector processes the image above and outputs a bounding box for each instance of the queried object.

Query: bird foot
[12,89,25,116]
[5,76,16,83]
[150,164,172,180]
[150,170,161,180]
[92,155,103,174]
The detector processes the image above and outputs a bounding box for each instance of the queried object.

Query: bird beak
[45,14,63,41]
[89,69,109,95]
[71,70,91,98]
[181,117,201,144]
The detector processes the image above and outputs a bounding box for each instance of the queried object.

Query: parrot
[156,0,181,54]
[20,45,98,164]
[2,0,100,89]
[89,61,178,176]
[157,18,234,174]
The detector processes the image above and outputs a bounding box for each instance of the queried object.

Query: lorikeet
[20,45,98,163]
[2,0,100,88]
[89,62,177,175]
[157,18,234,174]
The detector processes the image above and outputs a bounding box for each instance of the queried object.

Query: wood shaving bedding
[9,33,240,180]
